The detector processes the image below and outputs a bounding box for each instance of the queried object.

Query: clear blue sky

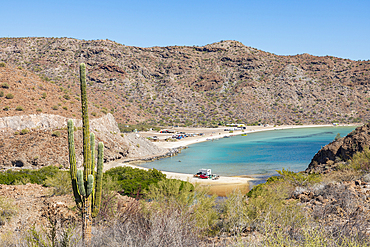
[2,0,369,60]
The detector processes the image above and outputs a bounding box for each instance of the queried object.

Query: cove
[140,126,356,177]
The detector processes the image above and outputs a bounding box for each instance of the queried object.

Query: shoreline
[103,162,253,197]
[144,124,359,149]
[104,124,359,196]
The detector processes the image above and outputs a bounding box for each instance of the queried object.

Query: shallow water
[141,126,356,177]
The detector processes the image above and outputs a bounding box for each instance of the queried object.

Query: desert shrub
[63,94,70,100]
[42,92,47,99]
[5,93,14,99]
[0,91,3,97]
[334,133,341,141]
[276,168,321,187]
[0,166,61,185]
[0,196,17,226]
[3,106,9,111]
[349,147,370,172]
[91,112,97,117]
[15,106,24,111]
[1,83,9,88]
[52,131,61,137]
[0,62,5,67]
[62,106,68,110]
[95,176,123,223]
[44,171,71,196]
[145,179,217,234]
[52,105,58,110]
[20,128,29,135]
[36,108,42,112]
[24,224,79,247]
[104,167,166,198]
[218,190,249,234]
[118,123,161,133]
[93,200,200,247]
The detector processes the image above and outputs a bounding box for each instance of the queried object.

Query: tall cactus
[67,63,104,246]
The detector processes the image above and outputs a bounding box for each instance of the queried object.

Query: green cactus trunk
[67,63,104,246]
[93,142,104,217]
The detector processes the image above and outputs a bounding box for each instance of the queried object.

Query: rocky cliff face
[0,113,167,170]
[0,113,119,132]
[1,38,370,126]
[306,124,370,173]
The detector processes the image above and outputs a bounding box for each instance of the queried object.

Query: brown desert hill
[0,64,101,118]
[0,64,167,169]
[307,123,370,173]
[0,37,370,127]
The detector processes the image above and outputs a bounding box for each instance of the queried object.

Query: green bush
[118,123,161,133]
[0,166,60,185]
[3,106,9,111]
[51,131,61,137]
[349,147,370,172]
[15,106,24,111]
[0,91,3,97]
[144,179,217,234]
[44,171,71,196]
[36,108,42,112]
[52,105,58,110]
[42,92,47,99]
[5,93,14,99]
[20,128,29,135]
[104,167,167,198]
[1,83,9,88]
[0,62,5,67]
[63,94,70,100]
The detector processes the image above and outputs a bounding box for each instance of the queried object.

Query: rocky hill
[1,37,370,126]
[306,123,370,173]
[0,66,167,169]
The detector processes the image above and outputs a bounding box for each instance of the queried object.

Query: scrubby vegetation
[118,122,161,133]
[1,152,370,246]
[0,166,61,185]
[0,196,17,226]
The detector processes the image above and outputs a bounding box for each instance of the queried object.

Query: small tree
[335,133,341,141]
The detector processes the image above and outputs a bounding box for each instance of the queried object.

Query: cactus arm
[77,170,86,197]
[90,133,96,175]
[90,132,96,207]
[80,63,92,179]
[87,175,94,196]
[93,142,104,217]
[67,119,82,206]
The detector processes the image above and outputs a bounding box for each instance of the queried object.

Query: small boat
[241,133,247,136]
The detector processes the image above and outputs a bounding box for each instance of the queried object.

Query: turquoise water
[141,126,356,177]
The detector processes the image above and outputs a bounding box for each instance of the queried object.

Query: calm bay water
[140,126,356,177]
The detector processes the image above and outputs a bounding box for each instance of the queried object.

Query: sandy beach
[104,162,253,197]
[139,124,350,149]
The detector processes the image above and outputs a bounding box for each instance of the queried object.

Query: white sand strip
[147,124,354,149]
[105,162,254,185]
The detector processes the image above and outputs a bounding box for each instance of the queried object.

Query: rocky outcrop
[0,113,119,133]
[306,124,370,173]
[0,113,166,170]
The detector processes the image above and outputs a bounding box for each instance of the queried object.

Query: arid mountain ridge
[1,37,370,126]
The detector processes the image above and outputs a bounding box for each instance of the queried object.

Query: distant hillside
[0,65,100,119]
[1,37,370,126]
